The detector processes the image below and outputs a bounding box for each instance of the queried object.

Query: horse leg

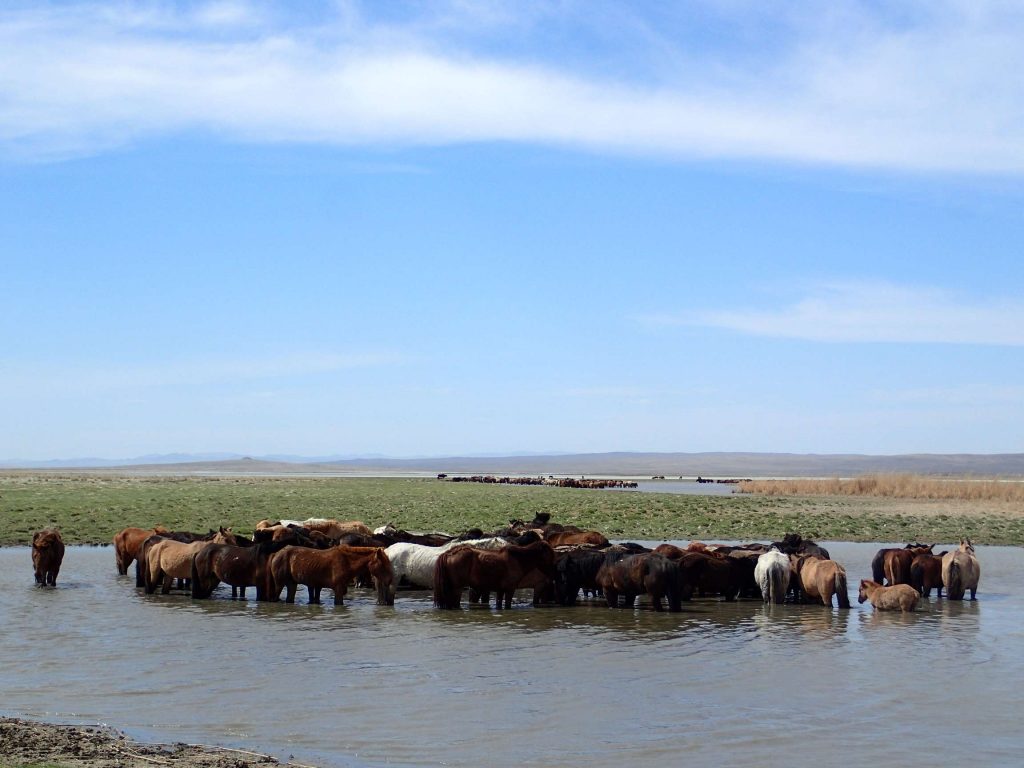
[651,594,664,612]
[604,588,618,608]
[334,582,346,606]
[161,573,173,594]
[285,582,297,603]
[504,590,513,609]
[970,587,977,600]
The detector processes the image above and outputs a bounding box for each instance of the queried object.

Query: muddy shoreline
[0,718,317,768]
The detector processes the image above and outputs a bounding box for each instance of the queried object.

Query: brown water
[1,542,1019,767]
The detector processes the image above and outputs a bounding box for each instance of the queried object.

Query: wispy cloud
[649,281,1024,345]
[1,1,1022,172]
[0,350,407,396]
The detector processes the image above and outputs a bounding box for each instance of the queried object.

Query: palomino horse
[143,528,238,594]
[754,549,791,604]
[32,529,65,586]
[190,539,290,601]
[595,552,682,611]
[268,545,395,606]
[433,541,556,609]
[793,555,850,608]
[113,526,169,575]
[858,580,920,612]
[942,539,981,600]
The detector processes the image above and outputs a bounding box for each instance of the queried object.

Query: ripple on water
[0,543,1022,768]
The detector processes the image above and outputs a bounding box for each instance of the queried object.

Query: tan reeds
[737,473,1024,502]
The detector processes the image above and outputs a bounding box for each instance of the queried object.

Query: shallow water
[0,543,1018,767]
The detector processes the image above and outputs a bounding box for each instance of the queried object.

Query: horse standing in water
[114,526,170,575]
[268,545,395,606]
[191,539,288,601]
[754,549,791,604]
[32,529,65,586]
[142,528,238,594]
[858,580,920,612]
[942,539,981,600]
[793,555,850,608]
[433,541,556,609]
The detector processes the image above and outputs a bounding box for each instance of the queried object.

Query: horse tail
[947,559,964,600]
[433,551,458,609]
[191,550,213,599]
[870,550,885,583]
[909,559,924,595]
[835,567,850,609]
[769,564,786,604]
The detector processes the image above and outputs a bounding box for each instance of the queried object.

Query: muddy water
[0,543,1020,767]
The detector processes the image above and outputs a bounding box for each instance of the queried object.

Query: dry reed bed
[738,473,1024,502]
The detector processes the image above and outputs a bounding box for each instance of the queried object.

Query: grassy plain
[1,472,1022,546]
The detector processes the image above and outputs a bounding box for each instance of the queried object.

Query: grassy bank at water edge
[1,473,1021,546]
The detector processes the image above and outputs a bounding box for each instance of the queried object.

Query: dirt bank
[0,718,313,768]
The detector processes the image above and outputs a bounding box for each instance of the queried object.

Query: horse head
[370,549,396,606]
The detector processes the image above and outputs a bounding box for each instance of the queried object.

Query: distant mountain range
[4,451,1024,477]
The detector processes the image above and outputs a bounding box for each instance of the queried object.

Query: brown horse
[544,529,611,548]
[942,539,981,600]
[433,541,556,609]
[191,539,291,600]
[113,525,169,575]
[32,529,65,586]
[872,544,933,586]
[858,580,920,612]
[793,555,850,608]
[143,528,237,594]
[595,552,682,611]
[909,550,947,597]
[268,545,395,606]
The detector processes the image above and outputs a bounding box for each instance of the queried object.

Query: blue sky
[2,0,1023,460]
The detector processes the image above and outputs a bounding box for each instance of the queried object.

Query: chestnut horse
[793,555,850,608]
[858,580,920,612]
[143,528,237,594]
[113,525,169,575]
[32,529,65,586]
[433,541,556,609]
[544,529,611,548]
[268,545,395,606]
[871,544,933,586]
[909,550,947,597]
[942,539,980,600]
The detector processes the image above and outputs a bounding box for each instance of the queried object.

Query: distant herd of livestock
[439,475,639,489]
[28,514,982,613]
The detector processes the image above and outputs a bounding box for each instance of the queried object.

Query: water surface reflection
[1,542,1020,767]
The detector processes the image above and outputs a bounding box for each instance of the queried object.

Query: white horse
[386,537,509,588]
[754,548,791,604]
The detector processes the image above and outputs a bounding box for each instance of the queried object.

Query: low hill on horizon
[7,451,1024,477]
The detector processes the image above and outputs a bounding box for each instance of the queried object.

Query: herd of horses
[35,515,982,613]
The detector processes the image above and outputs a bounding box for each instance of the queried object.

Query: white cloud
[656,281,1024,345]
[0,1,1022,171]
[0,350,407,397]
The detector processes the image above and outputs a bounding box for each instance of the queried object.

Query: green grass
[1,473,1021,546]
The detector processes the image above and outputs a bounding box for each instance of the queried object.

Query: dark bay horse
[191,539,289,601]
[32,529,65,586]
[595,552,682,611]
[268,545,395,606]
[433,541,556,609]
